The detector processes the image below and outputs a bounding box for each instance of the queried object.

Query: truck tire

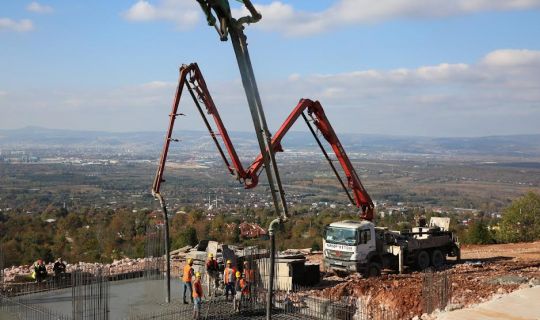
[431,249,445,268]
[334,270,348,278]
[364,262,382,278]
[416,250,430,270]
[451,245,461,262]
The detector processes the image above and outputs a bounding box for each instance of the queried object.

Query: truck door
[359,228,376,258]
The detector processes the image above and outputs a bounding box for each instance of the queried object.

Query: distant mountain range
[1,126,539,159]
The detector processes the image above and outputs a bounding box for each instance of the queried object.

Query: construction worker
[242,261,255,298]
[223,260,236,301]
[53,258,66,285]
[192,272,204,320]
[33,259,47,283]
[205,253,219,296]
[182,258,195,304]
[53,258,66,276]
[233,271,249,312]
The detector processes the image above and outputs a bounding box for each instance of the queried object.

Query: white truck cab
[323,218,460,277]
[323,220,377,275]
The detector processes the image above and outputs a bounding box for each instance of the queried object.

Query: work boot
[183,300,188,305]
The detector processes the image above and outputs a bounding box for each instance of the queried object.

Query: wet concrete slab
[18,278,184,318]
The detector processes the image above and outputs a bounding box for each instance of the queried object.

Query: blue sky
[1,0,540,137]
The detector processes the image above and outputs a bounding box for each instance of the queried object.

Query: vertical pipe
[158,195,172,304]
[266,230,274,320]
[266,218,280,320]
[398,247,404,274]
[228,26,288,219]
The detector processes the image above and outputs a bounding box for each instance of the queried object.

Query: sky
[1,0,540,137]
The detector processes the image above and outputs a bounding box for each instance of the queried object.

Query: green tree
[466,220,495,244]
[173,227,199,249]
[311,240,321,251]
[498,192,540,243]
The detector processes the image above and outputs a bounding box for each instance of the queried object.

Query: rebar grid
[2,245,404,320]
[422,269,452,314]
[1,247,4,284]
[144,225,165,280]
[0,295,70,320]
[71,266,110,320]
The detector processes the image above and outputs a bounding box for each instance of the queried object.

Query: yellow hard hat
[208,253,213,258]
[235,271,241,278]
[226,260,231,264]
[187,258,193,264]
[195,272,201,278]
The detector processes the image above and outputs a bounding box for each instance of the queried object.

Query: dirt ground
[304,241,540,319]
[460,241,540,261]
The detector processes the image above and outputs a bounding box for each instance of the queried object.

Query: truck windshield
[325,227,357,246]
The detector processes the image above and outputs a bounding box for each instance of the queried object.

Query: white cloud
[122,0,540,35]
[275,49,540,104]
[140,81,176,90]
[26,2,54,14]
[2,49,540,136]
[0,18,34,32]
[123,0,200,29]
[238,0,540,36]
[482,49,540,67]
[253,49,540,136]
[0,91,7,97]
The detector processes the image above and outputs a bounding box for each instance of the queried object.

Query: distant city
[1,127,538,229]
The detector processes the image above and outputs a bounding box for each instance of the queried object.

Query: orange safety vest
[240,278,249,295]
[182,265,193,282]
[244,269,255,282]
[192,280,203,298]
[224,267,236,284]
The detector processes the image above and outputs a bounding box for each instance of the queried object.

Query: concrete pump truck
[153,2,460,280]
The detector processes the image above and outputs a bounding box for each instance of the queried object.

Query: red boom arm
[152,63,251,195]
[153,64,374,220]
[246,99,374,221]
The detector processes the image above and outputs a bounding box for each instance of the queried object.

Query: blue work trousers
[183,281,193,303]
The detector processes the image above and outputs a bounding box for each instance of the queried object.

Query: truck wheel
[364,262,381,278]
[451,245,461,262]
[334,270,348,278]
[431,249,445,268]
[416,250,430,270]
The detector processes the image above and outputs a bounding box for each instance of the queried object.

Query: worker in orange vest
[234,271,249,312]
[205,253,219,296]
[242,261,255,298]
[223,260,236,301]
[182,258,195,304]
[192,272,204,320]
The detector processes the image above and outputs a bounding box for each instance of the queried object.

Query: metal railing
[2,273,73,297]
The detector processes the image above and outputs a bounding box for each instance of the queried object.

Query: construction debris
[301,241,540,318]
[2,258,152,283]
